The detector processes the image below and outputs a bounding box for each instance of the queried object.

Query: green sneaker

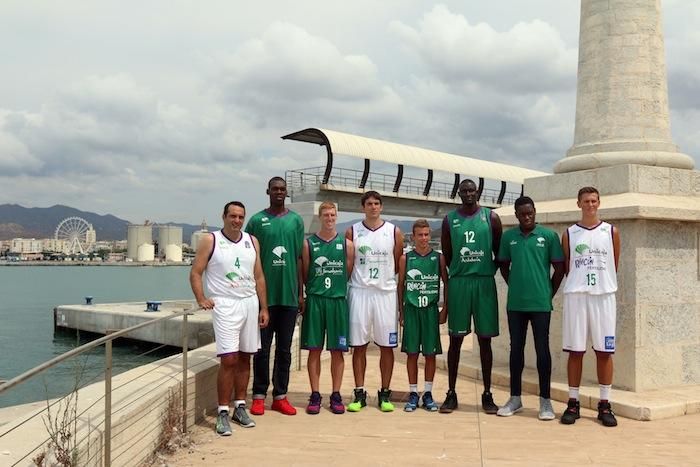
[378,389,394,412]
[347,388,367,412]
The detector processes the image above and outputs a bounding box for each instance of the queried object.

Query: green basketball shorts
[301,295,349,351]
[401,303,442,355]
[447,275,499,337]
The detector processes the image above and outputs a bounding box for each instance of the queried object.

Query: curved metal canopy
[282,128,548,184]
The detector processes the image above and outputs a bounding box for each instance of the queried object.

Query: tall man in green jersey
[497,196,565,420]
[398,219,448,412]
[301,201,355,415]
[440,179,502,414]
[246,177,305,416]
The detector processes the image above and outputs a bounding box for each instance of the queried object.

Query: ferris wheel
[55,217,95,255]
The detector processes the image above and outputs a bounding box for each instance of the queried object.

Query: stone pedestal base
[493,164,700,392]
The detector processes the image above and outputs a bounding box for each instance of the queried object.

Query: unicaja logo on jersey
[406,268,438,292]
[272,246,287,266]
[358,245,373,255]
[459,246,484,263]
[406,269,422,280]
[575,243,589,255]
[225,270,253,288]
[314,256,344,275]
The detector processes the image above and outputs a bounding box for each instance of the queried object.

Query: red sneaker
[250,398,265,416]
[271,397,297,415]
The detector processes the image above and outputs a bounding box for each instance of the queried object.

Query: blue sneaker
[422,391,438,412]
[404,392,419,412]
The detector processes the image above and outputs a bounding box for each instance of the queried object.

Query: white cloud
[390,5,577,93]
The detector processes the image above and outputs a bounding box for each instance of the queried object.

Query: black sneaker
[560,399,581,425]
[481,391,498,414]
[439,389,458,414]
[597,401,618,427]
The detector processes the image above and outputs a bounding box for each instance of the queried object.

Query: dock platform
[54,300,214,349]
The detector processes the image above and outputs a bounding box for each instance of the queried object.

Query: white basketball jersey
[564,221,617,295]
[205,230,257,299]
[349,221,397,291]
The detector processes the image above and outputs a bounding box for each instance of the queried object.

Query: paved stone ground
[165,346,700,466]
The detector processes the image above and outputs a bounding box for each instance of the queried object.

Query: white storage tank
[157,225,183,259]
[137,243,155,262]
[164,244,183,262]
[127,225,152,260]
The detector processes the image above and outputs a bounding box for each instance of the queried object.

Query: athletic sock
[569,387,580,400]
[218,405,229,414]
[355,386,365,392]
[409,384,418,393]
[600,384,611,401]
[234,400,246,408]
[424,381,433,393]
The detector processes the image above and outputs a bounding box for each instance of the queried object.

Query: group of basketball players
[190,176,620,437]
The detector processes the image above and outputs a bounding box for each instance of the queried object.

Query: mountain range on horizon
[0,204,215,242]
[0,203,442,243]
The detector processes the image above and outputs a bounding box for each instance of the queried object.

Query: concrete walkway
[165,346,700,466]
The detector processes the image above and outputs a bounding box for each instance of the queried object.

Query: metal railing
[0,309,193,467]
[286,166,520,205]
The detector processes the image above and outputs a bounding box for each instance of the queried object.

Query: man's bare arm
[397,254,406,325]
[189,233,215,309]
[252,236,269,328]
[393,227,404,273]
[346,239,355,277]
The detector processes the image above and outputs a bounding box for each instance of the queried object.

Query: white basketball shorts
[562,292,616,353]
[348,287,398,347]
[212,295,261,355]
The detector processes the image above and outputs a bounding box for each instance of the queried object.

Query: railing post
[182,313,188,434]
[104,340,112,467]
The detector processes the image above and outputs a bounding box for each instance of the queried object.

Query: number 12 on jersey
[369,267,379,279]
[464,231,475,243]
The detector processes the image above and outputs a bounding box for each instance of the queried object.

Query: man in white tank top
[560,187,620,427]
[190,201,269,436]
[345,191,404,413]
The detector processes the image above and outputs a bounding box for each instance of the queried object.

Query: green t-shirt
[404,249,440,308]
[306,234,347,298]
[446,207,495,277]
[245,209,304,307]
[498,224,564,312]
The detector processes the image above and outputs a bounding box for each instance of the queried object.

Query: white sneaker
[538,397,555,420]
[496,396,522,416]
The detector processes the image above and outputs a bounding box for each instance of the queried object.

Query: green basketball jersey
[404,249,440,308]
[306,234,347,298]
[245,209,304,307]
[446,207,495,277]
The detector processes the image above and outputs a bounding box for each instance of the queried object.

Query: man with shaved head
[439,179,502,414]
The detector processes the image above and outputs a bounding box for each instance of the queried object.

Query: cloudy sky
[1,1,698,225]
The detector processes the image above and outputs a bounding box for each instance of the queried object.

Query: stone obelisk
[555,0,694,173]
[491,0,700,416]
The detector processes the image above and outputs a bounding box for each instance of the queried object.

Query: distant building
[42,238,68,253]
[10,238,43,254]
[190,219,209,252]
